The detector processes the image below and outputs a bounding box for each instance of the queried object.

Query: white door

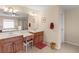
[60,11,64,43]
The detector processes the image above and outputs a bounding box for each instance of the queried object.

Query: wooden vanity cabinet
[0,35,24,53]
[2,41,13,53]
[31,31,44,45]
[14,39,23,53]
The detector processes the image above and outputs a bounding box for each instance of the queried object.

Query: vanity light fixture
[3,7,19,16]
[4,7,19,13]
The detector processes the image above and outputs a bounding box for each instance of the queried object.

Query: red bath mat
[35,42,47,49]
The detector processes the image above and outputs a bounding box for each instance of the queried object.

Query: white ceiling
[0,5,79,17]
[23,5,79,10]
[0,5,79,11]
[60,5,79,10]
[22,5,50,11]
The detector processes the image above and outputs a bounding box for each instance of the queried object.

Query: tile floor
[25,43,79,53]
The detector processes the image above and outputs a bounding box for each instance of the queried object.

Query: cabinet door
[2,42,13,53]
[34,35,39,44]
[0,42,2,53]
[38,35,43,43]
[14,39,23,53]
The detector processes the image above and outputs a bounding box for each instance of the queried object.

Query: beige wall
[64,8,79,46]
[28,6,62,49]
[41,6,62,49]
[28,11,43,31]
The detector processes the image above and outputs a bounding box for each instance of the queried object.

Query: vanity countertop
[0,30,33,39]
[28,30,44,33]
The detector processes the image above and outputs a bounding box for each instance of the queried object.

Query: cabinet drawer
[34,32,43,36]
[37,32,43,36]
[1,35,23,43]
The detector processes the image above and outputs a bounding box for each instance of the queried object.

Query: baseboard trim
[64,41,79,47]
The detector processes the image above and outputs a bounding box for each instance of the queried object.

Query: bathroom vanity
[29,31,44,45]
[0,30,44,53]
[0,35,24,53]
[0,30,33,53]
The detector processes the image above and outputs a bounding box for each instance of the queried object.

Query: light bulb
[9,8,13,12]
[4,8,8,12]
[13,10,18,13]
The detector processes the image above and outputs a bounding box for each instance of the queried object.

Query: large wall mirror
[0,5,39,32]
[0,15,28,32]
